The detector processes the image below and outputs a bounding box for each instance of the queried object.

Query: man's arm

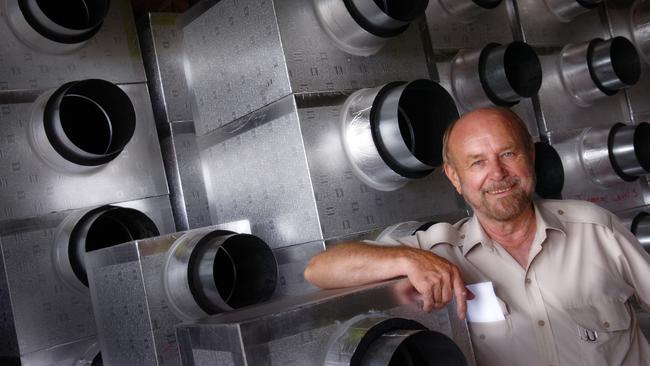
[304,241,471,319]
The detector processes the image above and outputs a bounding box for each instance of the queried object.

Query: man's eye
[502,152,515,158]
[471,160,483,167]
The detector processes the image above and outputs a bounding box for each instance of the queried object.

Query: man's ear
[443,162,462,195]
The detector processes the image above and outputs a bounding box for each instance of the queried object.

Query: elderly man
[304,107,650,366]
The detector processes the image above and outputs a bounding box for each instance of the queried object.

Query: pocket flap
[567,299,631,332]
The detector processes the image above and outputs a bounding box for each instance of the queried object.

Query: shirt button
[525,278,531,285]
[460,234,465,239]
[479,334,486,340]
[557,209,564,215]
[603,321,610,328]
[538,320,545,326]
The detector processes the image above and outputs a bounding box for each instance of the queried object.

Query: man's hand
[399,248,474,319]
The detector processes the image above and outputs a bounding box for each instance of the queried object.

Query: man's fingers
[440,270,453,304]
[420,287,434,313]
[451,267,468,320]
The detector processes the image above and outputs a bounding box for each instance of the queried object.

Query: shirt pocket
[468,297,512,366]
[566,298,632,366]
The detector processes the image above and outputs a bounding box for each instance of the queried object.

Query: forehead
[449,112,522,158]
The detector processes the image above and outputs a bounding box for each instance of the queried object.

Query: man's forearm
[304,242,413,289]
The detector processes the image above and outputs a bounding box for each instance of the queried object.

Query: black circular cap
[534,142,564,199]
[576,0,603,9]
[587,37,641,96]
[473,0,502,9]
[342,0,428,38]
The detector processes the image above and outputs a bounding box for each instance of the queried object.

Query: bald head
[442,108,534,167]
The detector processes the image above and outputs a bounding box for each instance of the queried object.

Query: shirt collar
[459,199,566,257]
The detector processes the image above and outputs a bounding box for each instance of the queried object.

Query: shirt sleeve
[610,215,650,311]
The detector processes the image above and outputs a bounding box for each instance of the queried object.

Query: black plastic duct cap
[534,142,564,199]
[608,122,650,181]
[587,37,641,96]
[43,79,136,167]
[18,0,110,44]
[343,0,429,38]
[473,0,502,9]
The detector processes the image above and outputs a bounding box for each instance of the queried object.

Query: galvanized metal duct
[341,79,458,191]
[4,0,109,53]
[630,212,650,253]
[437,0,502,22]
[559,37,641,106]
[451,41,542,110]
[534,142,564,199]
[324,314,468,366]
[313,0,429,56]
[543,0,602,22]
[54,206,160,292]
[375,221,436,242]
[631,0,650,64]
[164,229,278,321]
[28,79,136,173]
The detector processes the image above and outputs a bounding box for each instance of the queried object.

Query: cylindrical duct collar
[314,0,428,56]
[588,37,641,96]
[38,79,136,169]
[631,212,650,253]
[534,142,564,199]
[543,0,602,22]
[55,206,160,291]
[188,232,277,314]
[325,314,467,366]
[479,42,542,106]
[438,0,502,22]
[608,122,650,181]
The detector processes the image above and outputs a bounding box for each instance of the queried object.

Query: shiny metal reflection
[27,79,136,173]
[451,42,541,110]
[631,0,650,64]
[313,0,428,56]
[163,228,278,321]
[53,205,160,292]
[341,80,457,191]
[559,38,641,107]
[542,0,602,22]
[4,0,109,53]
[631,212,650,253]
[437,0,502,22]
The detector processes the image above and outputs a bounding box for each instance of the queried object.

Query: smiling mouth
[486,184,516,195]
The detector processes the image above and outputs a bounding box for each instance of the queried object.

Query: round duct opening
[472,0,502,9]
[30,79,136,172]
[67,206,160,287]
[588,37,641,96]
[341,80,458,191]
[313,0,428,56]
[188,232,277,313]
[7,0,109,52]
[480,42,542,106]
[326,315,467,366]
[542,0,602,22]
[631,212,650,253]
[534,142,564,199]
[437,0,501,22]
[608,122,650,181]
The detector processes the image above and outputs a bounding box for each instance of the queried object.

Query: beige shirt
[393,199,650,366]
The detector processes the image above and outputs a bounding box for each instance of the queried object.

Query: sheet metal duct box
[175,278,475,366]
[158,121,211,231]
[86,224,322,366]
[0,196,175,365]
[0,82,169,221]
[139,12,192,125]
[183,0,430,136]
[424,0,513,50]
[514,0,610,46]
[196,81,467,249]
[0,0,146,92]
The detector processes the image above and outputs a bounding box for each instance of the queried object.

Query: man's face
[443,111,536,222]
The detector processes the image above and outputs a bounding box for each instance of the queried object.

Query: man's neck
[477,204,537,250]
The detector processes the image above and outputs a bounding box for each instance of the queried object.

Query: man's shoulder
[537,198,614,229]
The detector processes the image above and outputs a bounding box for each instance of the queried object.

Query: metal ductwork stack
[175,279,475,366]
[0,0,176,364]
[139,13,211,231]
[0,197,175,365]
[86,223,321,365]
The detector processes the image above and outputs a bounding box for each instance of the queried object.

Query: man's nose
[487,158,507,179]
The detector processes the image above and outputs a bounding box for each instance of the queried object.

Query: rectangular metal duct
[175,278,476,366]
[182,0,430,136]
[196,93,467,249]
[0,0,146,92]
[158,121,211,231]
[139,12,193,125]
[86,224,323,366]
[0,83,169,221]
[0,195,176,364]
